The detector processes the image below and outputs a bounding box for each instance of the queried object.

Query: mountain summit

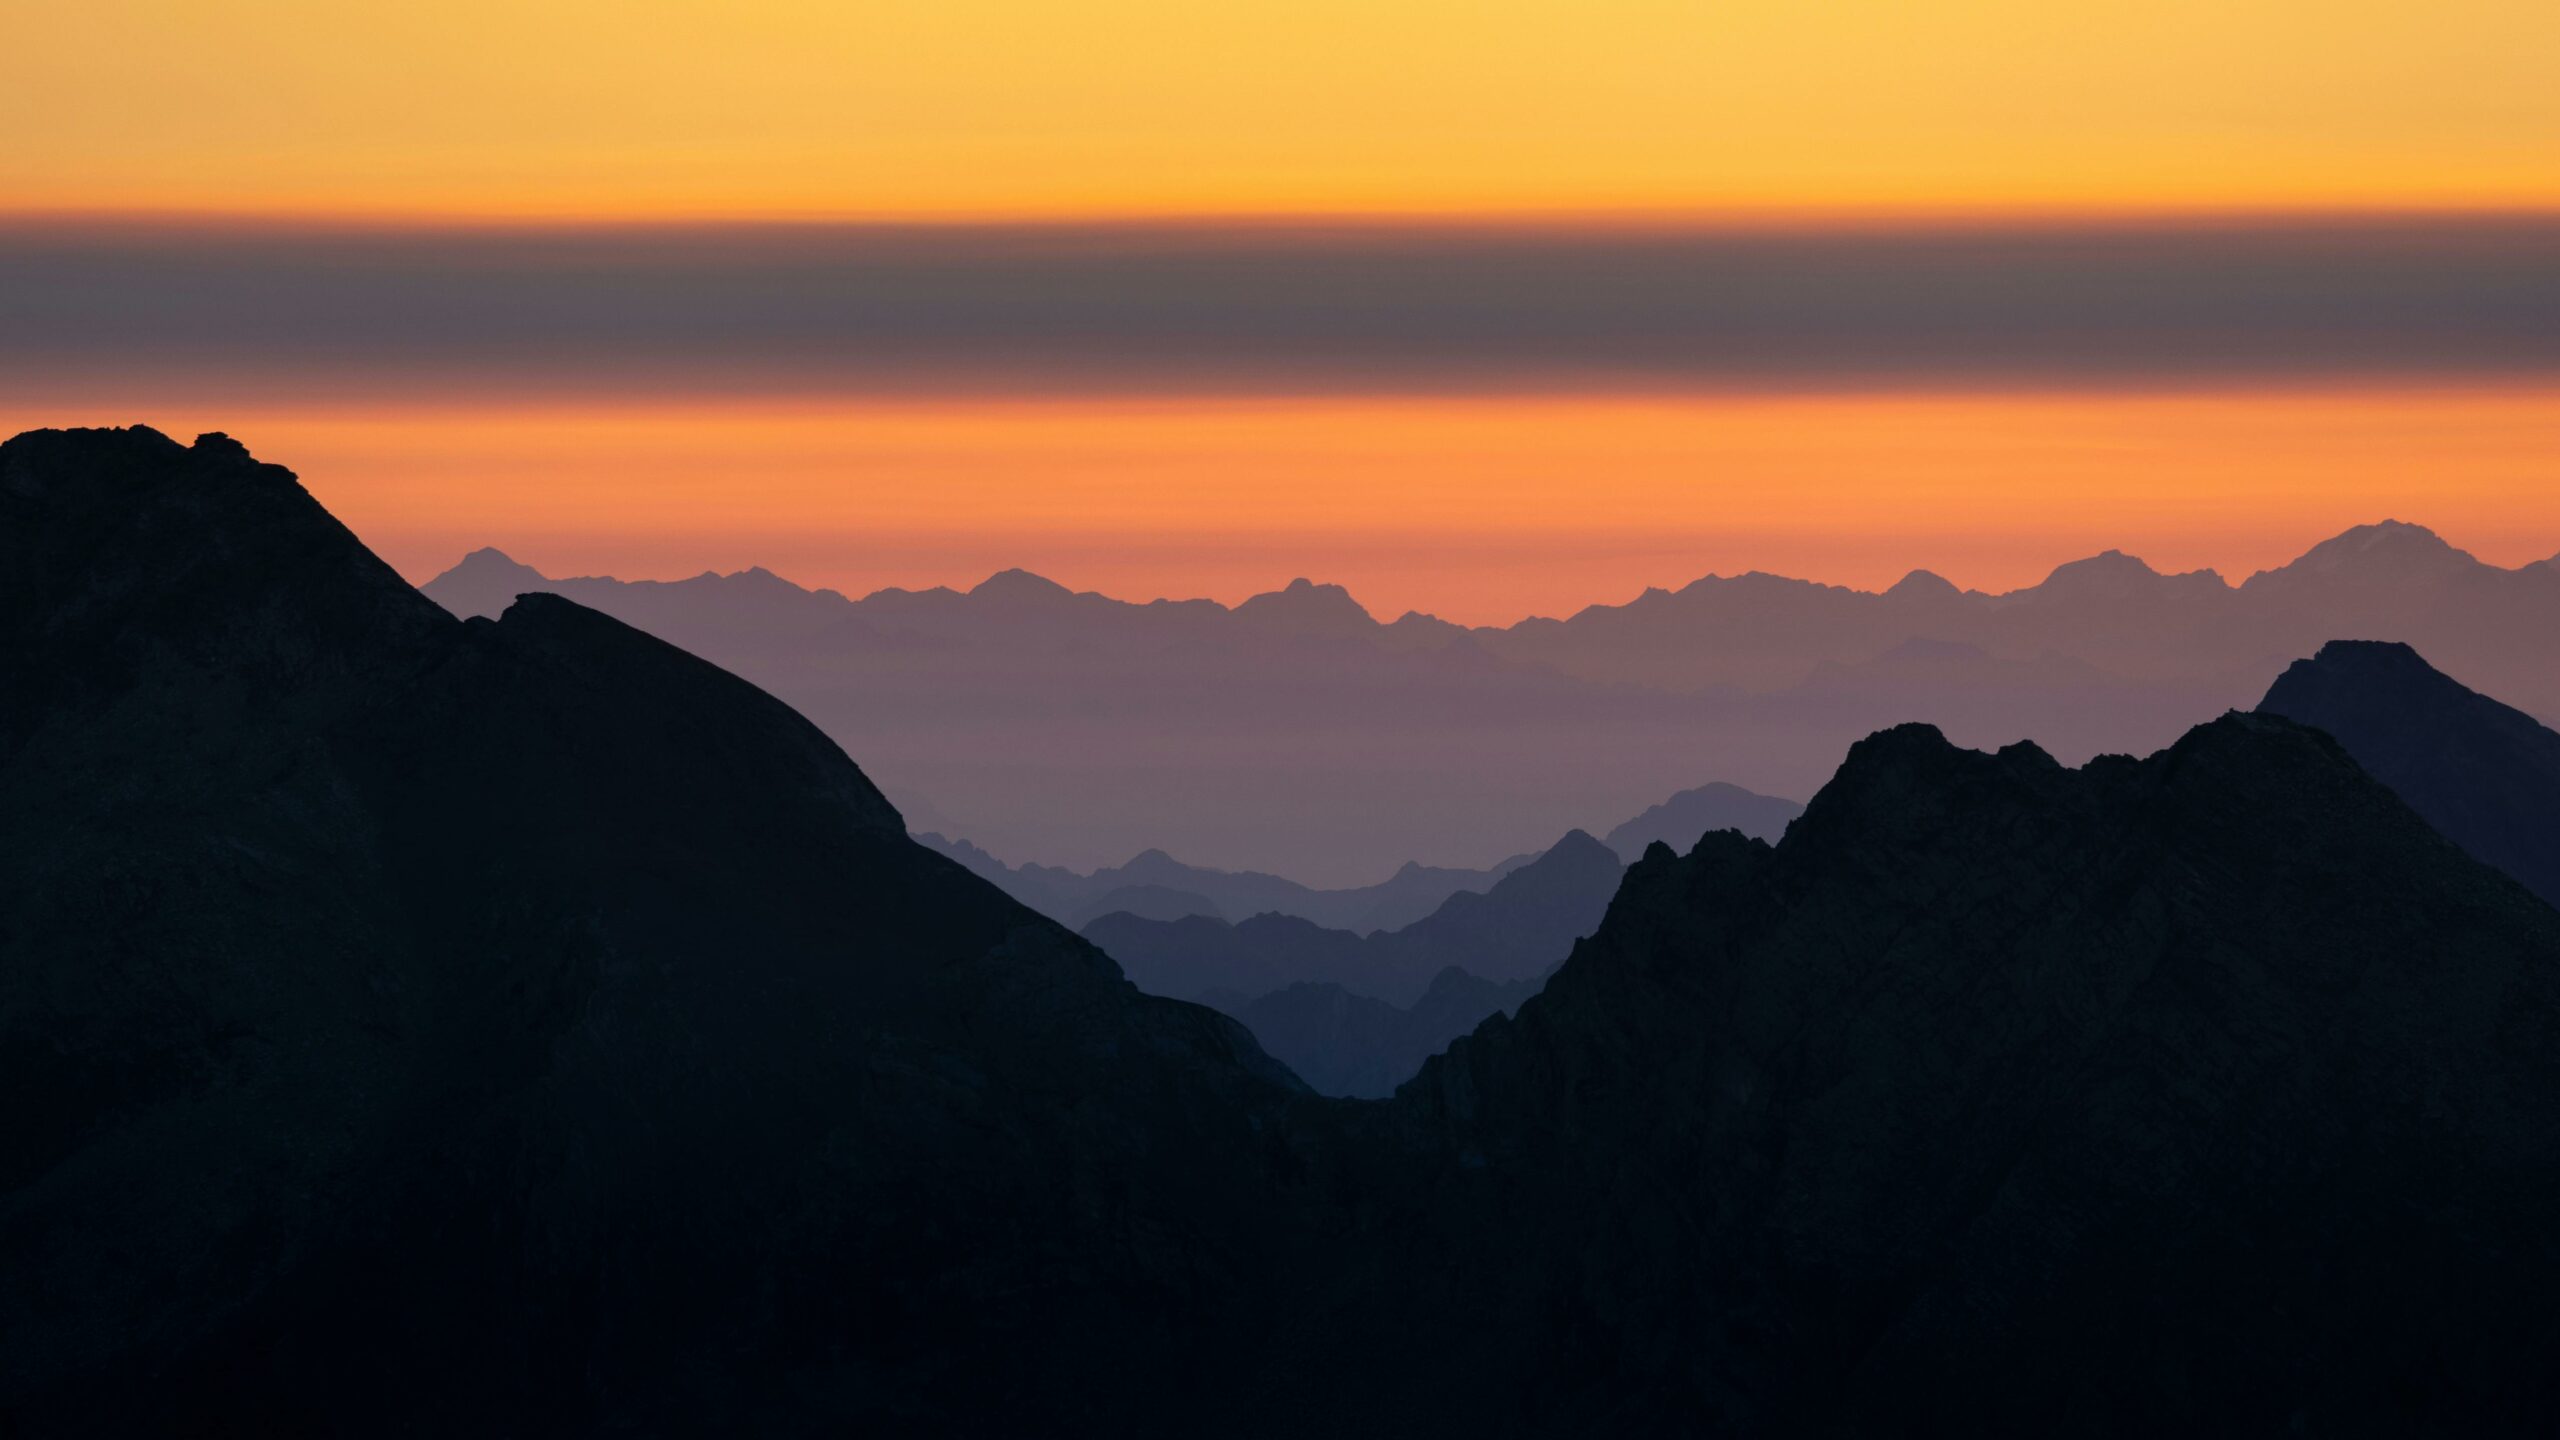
[2259,639,2560,908]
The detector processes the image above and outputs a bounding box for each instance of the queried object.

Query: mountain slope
[1378,716,2560,1433]
[0,428,1306,1433]
[2258,639,2560,908]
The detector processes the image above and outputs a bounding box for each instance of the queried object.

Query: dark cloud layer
[4,215,2555,399]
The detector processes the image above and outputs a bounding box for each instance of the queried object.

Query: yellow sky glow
[8,0,2559,218]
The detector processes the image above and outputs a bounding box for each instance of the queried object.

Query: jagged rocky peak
[2,426,455,701]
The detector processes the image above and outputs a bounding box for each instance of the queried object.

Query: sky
[5,0,2558,621]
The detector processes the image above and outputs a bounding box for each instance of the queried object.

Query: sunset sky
[7,0,2557,621]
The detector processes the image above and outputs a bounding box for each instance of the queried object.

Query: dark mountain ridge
[2259,639,2560,909]
[17,427,2560,1433]
[0,427,1306,1432]
[1380,714,2560,1432]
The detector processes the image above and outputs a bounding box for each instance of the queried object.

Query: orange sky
[11,392,2550,626]
[6,1,2556,614]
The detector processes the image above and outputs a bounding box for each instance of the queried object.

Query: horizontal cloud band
[5,215,2556,398]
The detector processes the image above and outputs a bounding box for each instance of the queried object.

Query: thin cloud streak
[4,214,2556,400]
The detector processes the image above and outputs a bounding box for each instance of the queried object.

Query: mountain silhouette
[423,521,2559,883]
[2258,640,2560,909]
[1385,715,2560,1432]
[0,427,1304,1432]
[1085,828,1628,1007]
[22,427,2560,1433]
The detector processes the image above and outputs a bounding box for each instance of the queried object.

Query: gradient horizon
[9,0,2556,621]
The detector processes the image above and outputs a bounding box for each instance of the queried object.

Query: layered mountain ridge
[15,426,2560,1433]
[421,518,2560,882]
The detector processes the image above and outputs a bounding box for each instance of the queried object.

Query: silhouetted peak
[969,567,1075,602]
[2030,548,2155,592]
[2257,640,2560,908]
[1115,847,1189,882]
[2257,641,2469,721]
[1537,828,1616,866]
[1884,568,1961,601]
[1,424,445,646]
[1994,738,2062,770]
[1487,829,1623,891]
[715,563,820,597]
[2308,638,2431,671]
[2248,520,2479,588]
[1234,576,1375,632]
[1787,722,2061,852]
[433,546,549,586]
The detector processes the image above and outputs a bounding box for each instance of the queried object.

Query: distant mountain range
[424,521,2560,883]
[914,831,1540,933]
[1087,829,1629,1008]
[970,783,1798,1096]
[917,778,1800,932]
[19,426,2560,1432]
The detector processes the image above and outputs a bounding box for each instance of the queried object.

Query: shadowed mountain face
[422,521,2559,882]
[1085,829,1628,1007]
[21,427,2560,1433]
[0,428,1305,1433]
[2259,640,2560,909]
[1383,717,2560,1433]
